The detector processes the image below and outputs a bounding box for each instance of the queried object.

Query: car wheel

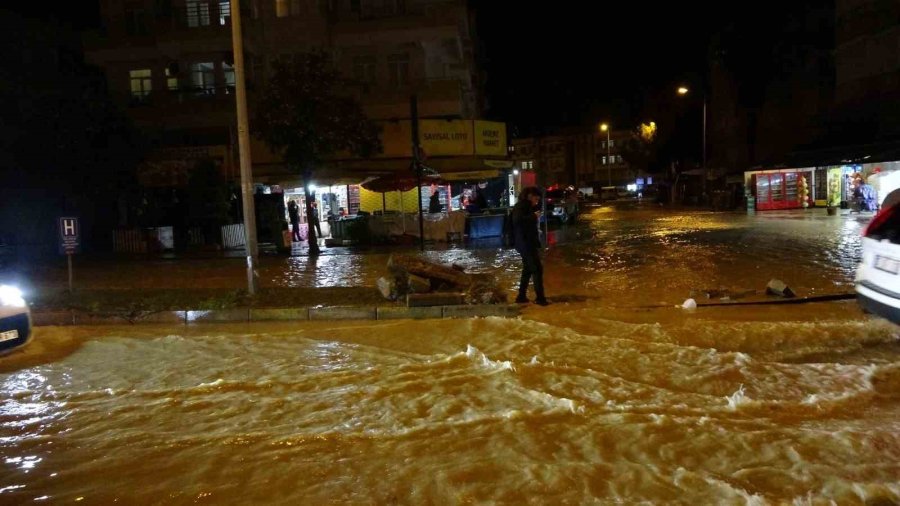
[559,212,569,224]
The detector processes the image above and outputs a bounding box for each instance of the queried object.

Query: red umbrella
[361,175,419,193]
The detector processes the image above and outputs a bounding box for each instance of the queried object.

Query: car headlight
[0,285,25,307]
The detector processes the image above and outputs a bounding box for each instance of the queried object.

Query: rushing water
[2,204,899,504]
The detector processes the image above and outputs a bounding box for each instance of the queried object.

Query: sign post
[58,217,80,293]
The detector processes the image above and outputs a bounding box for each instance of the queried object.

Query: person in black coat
[429,189,442,213]
[287,199,301,242]
[511,186,549,305]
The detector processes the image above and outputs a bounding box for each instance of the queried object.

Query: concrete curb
[31,304,520,326]
[310,306,377,321]
[376,306,443,320]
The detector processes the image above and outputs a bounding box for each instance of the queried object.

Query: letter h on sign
[58,217,80,255]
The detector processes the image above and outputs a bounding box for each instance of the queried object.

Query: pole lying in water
[230,0,259,295]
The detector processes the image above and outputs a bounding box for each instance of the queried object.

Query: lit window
[609,139,615,148]
[222,62,236,91]
[218,0,231,25]
[190,62,216,94]
[165,66,179,90]
[387,53,410,87]
[617,155,623,163]
[186,0,211,27]
[601,156,607,165]
[129,69,152,99]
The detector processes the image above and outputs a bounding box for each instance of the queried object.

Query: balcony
[123,86,238,127]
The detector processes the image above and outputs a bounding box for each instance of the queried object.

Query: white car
[0,285,31,354]
[856,189,900,325]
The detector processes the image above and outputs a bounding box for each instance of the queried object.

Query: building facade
[510,129,632,189]
[85,0,483,187]
[834,0,900,141]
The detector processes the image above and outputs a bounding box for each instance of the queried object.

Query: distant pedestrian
[857,179,878,212]
[429,189,442,213]
[511,186,549,306]
[288,199,301,242]
[310,201,323,238]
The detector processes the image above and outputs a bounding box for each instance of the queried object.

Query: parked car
[543,189,579,223]
[856,188,900,325]
[0,284,32,355]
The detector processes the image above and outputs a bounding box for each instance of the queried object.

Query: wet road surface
[2,203,898,504]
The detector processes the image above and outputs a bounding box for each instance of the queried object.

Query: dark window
[125,8,149,35]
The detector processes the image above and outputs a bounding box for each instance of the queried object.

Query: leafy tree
[254,52,381,254]
[619,121,659,176]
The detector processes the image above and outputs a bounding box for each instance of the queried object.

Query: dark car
[856,188,900,325]
[543,189,579,223]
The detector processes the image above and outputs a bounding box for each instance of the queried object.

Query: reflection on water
[2,205,898,503]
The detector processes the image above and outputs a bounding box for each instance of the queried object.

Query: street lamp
[600,123,611,186]
[676,86,707,193]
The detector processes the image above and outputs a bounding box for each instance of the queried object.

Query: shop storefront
[745,168,815,211]
[745,160,900,211]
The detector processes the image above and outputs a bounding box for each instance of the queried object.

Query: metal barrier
[221,223,245,250]
[112,229,147,253]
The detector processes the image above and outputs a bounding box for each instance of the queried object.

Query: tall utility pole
[600,123,611,187]
[230,0,259,294]
[410,95,425,251]
[702,97,707,196]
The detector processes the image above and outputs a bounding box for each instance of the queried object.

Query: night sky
[473,2,715,135]
[475,0,835,136]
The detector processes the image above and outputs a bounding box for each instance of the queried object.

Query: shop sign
[377,120,509,158]
[474,121,507,156]
[420,120,474,156]
[441,170,500,181]
[826,167,842,207]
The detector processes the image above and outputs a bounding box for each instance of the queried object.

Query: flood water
[2,204,899,504]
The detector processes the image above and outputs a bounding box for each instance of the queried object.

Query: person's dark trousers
[517,248,545,301]
[292,222,301,242]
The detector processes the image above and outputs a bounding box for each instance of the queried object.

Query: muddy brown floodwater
[2,205,898,504]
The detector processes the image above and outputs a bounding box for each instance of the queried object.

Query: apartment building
[84,0,483,186]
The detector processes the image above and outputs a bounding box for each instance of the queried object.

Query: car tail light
[863,202,900,241]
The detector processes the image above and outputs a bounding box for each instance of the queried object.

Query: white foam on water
[725,384,750,410]
[465,344,516,372]
[197,378,226,388]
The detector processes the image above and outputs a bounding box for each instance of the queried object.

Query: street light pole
[230,0,259,295]
[601,123,611,187]
[702,96,707,178]
[678,86,709,199]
